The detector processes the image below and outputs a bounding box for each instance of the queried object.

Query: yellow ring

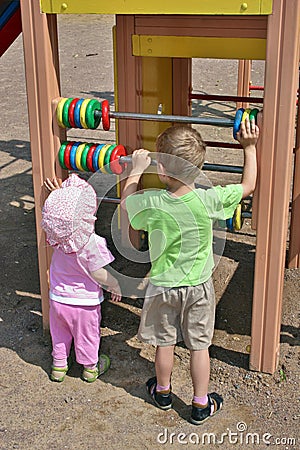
[98,144,111,174]
[79,99,90,129]
[75,143,86,171]
[56,98,68,128]
[233,203,243,231]
[241,108,251,123]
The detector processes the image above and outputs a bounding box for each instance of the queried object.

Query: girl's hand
[110,282,122,302]
[44,177,62,192]
[131,149,151,174]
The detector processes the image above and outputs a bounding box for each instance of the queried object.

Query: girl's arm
[90,267,122,302]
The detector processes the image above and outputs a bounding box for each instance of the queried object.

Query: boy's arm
[237,117,259,199]
[90,267,122,302]
[121,149,151,208]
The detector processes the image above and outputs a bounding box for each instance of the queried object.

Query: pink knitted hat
[41,174,97,253]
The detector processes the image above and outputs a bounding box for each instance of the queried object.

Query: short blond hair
[156,126,206,181]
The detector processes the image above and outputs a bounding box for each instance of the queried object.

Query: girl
[42,174,121,383]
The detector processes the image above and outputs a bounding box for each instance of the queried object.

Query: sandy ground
[0,14,299,450]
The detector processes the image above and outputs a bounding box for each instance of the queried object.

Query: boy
[121,119,259,424]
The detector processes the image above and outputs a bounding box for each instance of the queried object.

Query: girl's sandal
[50,365,69,382]
[82,354,111,383]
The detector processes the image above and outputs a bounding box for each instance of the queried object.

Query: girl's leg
[190,348,210,399]
[155,345,175,389]
[72,304,101,367]
[49,301,73,366]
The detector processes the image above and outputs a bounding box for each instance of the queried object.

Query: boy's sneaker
[146,376,173,410]
[190,392,223,425]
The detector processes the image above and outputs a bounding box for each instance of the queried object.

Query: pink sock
[53,358,67,368]
[193,394,208,406]
[84,364,97,370]
[156,383,170,392]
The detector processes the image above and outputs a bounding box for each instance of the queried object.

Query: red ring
[86,144,97,172]
[68,98,79,128]
[110,145,127,174]
[64,141,75,170]
[101,99,110,131]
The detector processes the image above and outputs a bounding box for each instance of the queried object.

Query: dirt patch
[0,14,299,450]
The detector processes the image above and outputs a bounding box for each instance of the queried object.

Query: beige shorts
[138,278,215,350]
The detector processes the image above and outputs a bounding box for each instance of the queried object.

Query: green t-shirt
[126,184,243,287]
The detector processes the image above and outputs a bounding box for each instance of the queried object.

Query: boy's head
[156,126,206,182]
[41,174,97,253]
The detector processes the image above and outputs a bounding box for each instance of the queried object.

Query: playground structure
[0,0,22,57]
[18,0,300,374]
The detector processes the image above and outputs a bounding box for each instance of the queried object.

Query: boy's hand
[131,149,151,174]
[237,117,259,149]
[44,177,62,192]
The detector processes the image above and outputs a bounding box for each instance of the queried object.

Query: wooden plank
[20,0,65,331]
[132,35,266,60]
[250,0,300,373]
[40,0,273,15]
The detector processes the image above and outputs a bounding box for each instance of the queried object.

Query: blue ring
[70,142,81,170]
[233,108,245,140]
[74,98,84,129]
[226,217,234,232]
[92,144,105,171]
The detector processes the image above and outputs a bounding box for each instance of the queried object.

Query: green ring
[58,141,68,169]
[81,143,92,172]
[62,98,73,128]
[103,145,115,174]
[85,99,101,129]
[249,108,259,123]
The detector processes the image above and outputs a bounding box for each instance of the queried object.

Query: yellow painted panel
[133,35,266,60]
[141,57,172,189]
[41,0,273,15]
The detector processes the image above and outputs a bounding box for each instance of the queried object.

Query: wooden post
[237,60,252,109]
[250,0,300,373]
[20,0,66,331]
[288,71,300,268]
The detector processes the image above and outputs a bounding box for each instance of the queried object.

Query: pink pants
[49,300,101,366]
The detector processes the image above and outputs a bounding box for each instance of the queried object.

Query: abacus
[56,97,259,140]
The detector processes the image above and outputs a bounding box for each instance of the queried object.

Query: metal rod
[94,110,234,127]
[189,93,264,104]
[119,156,243,174]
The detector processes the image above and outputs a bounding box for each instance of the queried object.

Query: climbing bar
[55,97,260,140]
[58,141,243,175]
[189,93,264,104]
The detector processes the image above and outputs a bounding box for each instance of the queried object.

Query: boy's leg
[155,345,175,388]
[190,348,210,398]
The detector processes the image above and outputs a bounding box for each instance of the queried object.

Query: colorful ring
[81,143,92,172]
[233,203,243,231]
[226,217,234,232]
[92,144,105,171]
[64,141,75,170]
[103,145,115,174]
[233,108,244,140]
[85,99,101,129]
[101,99,110,131]
[75,143,86,171]
[241,108,251,124]
[110,145,127,175]
[56,98,68,128]
[249,108,259,123]
[98,144,111,173]
[74,98,84,128]
[70,141,81,170]
[79,99,90,129]
[86,144,97,172]
[68,98,80,128]
[62,97,73,128]
[58,141,68,169]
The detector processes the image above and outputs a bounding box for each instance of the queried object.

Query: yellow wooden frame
[40,0,273,15]
[132,35,266,60]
